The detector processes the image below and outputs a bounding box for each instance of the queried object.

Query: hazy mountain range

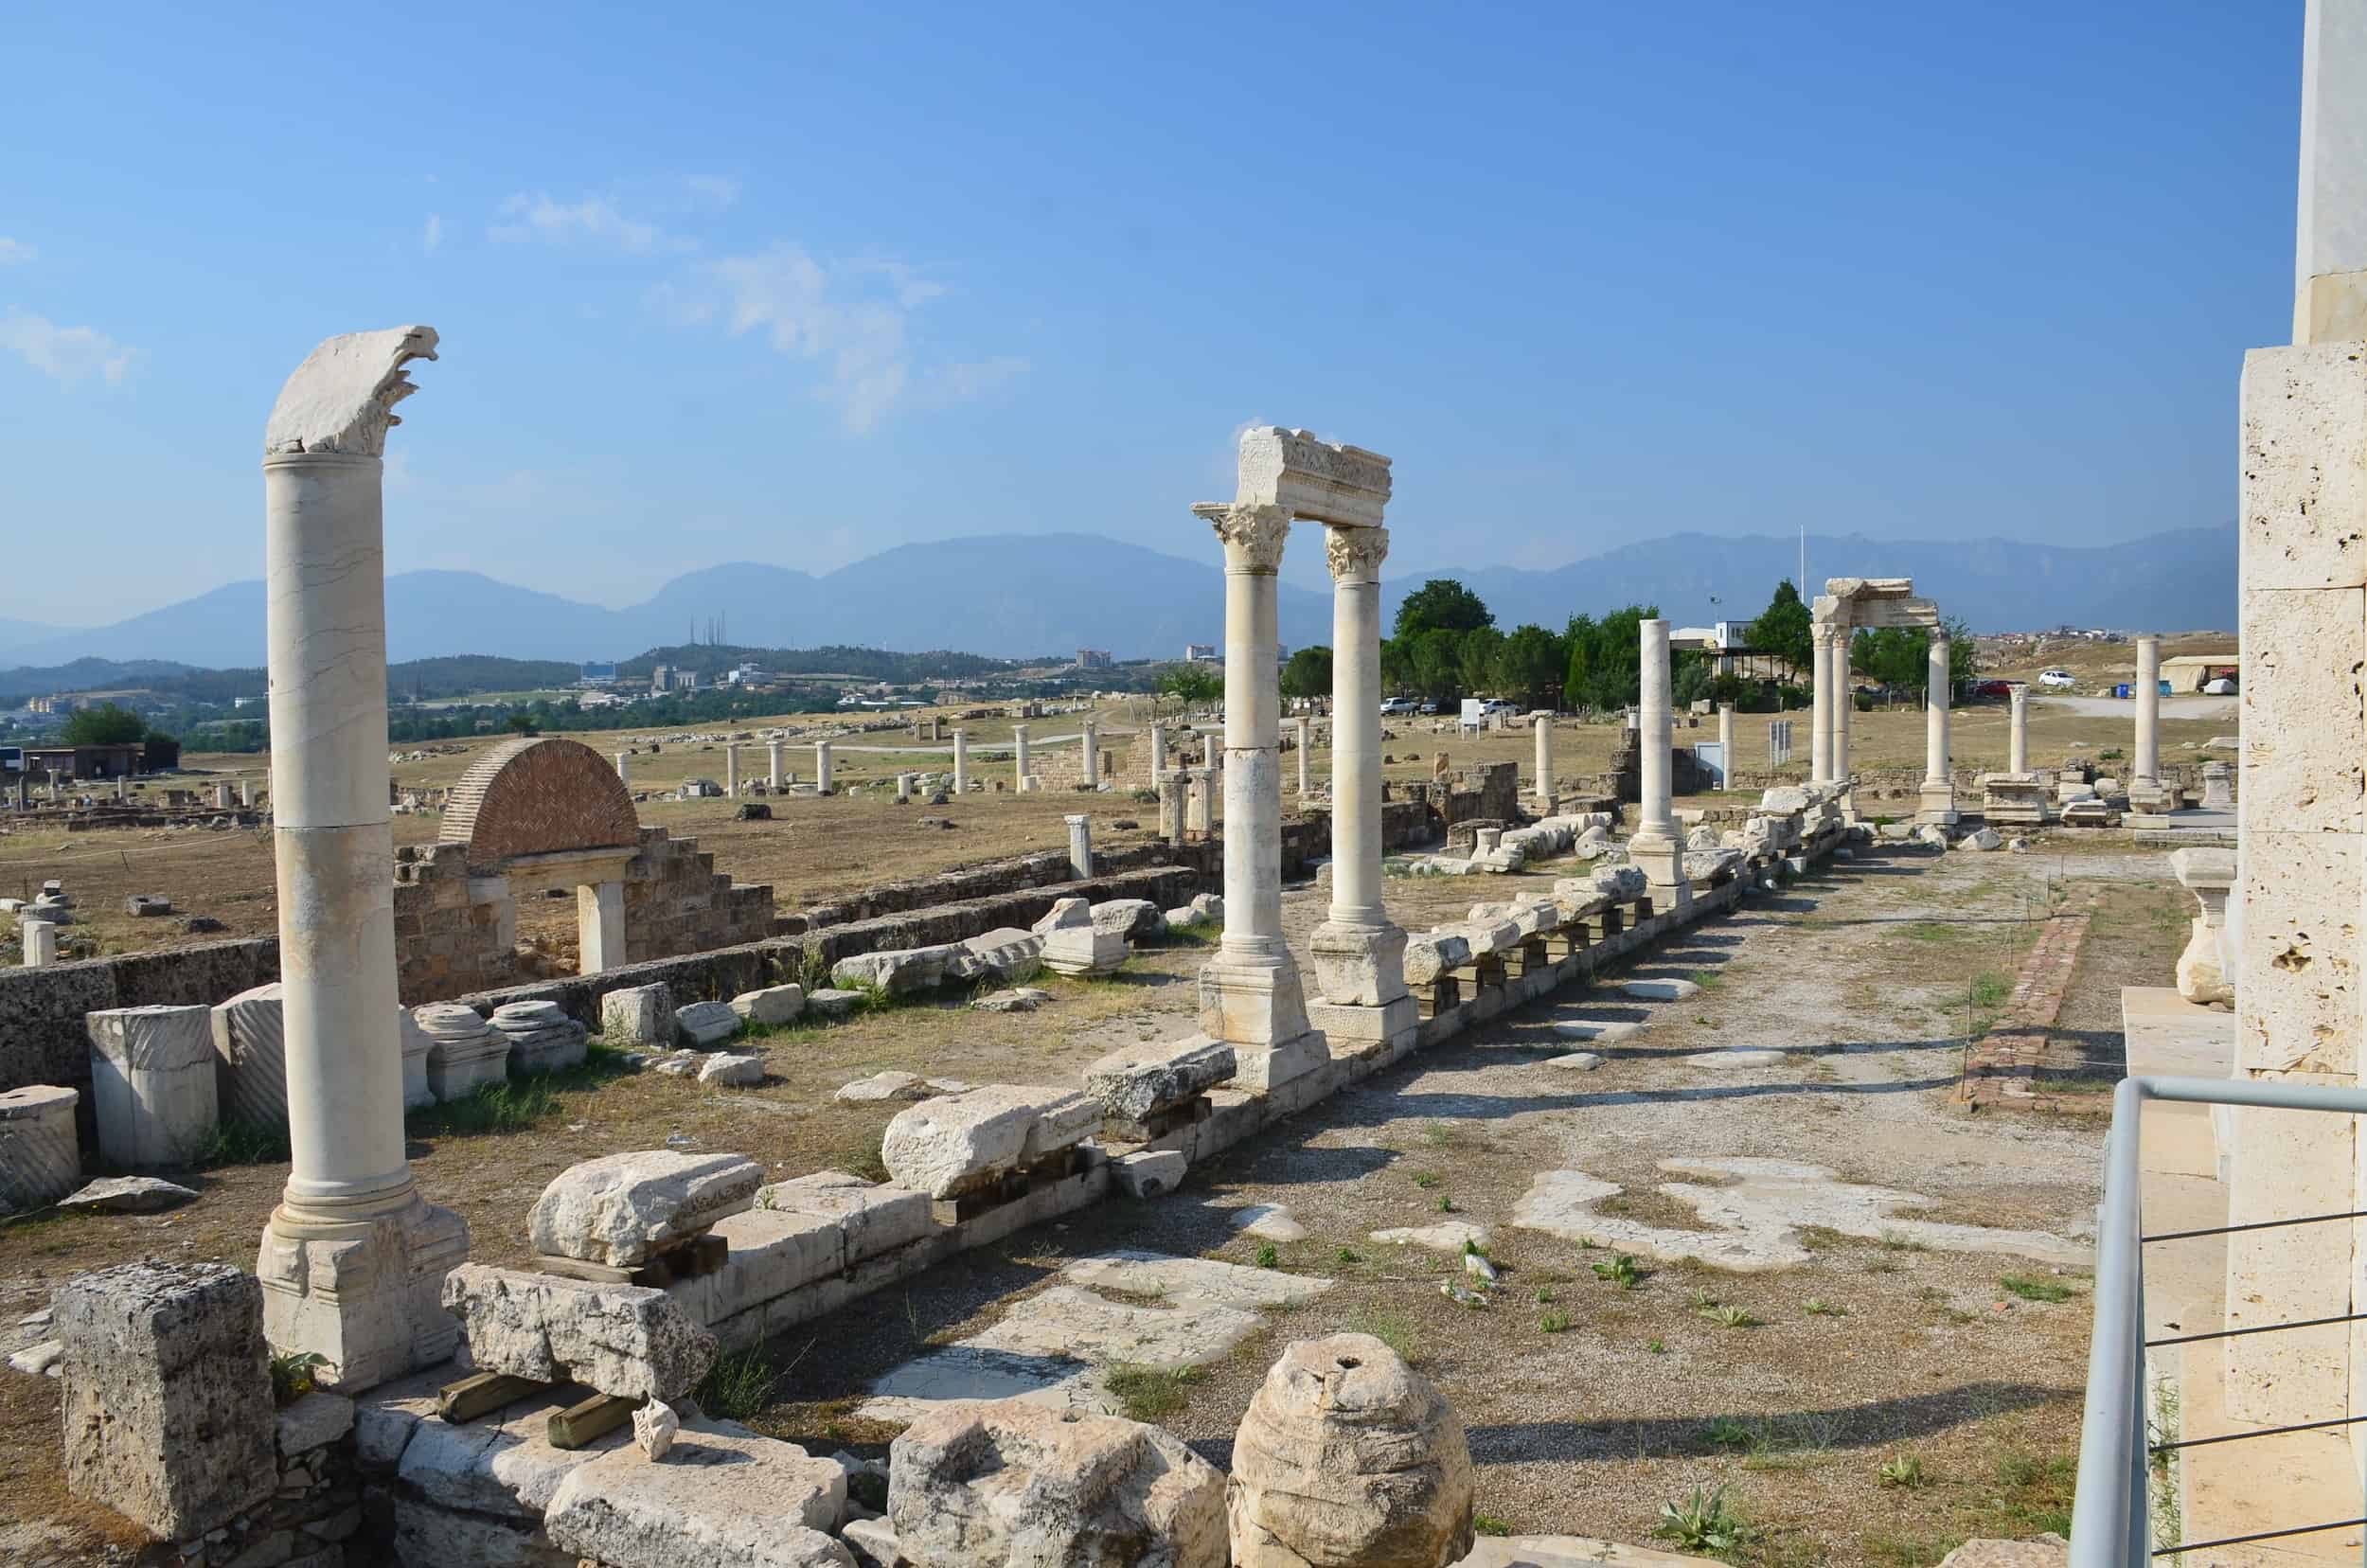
[0,526,2234,673]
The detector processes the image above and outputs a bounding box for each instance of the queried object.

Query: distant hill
[0,526,2234,672]
[0,615,74,659]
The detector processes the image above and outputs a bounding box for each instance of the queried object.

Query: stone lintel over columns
[257,326,467,1391]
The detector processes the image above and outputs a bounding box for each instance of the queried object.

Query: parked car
[1379,697,1418,715]
[1418,701,1439,715]
[1972,679,2013,699]
[2038,668,2076,688]
[2202,676,2237,695]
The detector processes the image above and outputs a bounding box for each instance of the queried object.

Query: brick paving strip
[1953,900,2101,1114]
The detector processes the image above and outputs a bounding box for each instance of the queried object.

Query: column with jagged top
[256,327,467,1390]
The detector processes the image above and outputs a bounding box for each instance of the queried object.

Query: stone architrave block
[833,944,959,996]
[543,1416,851,1568]
[1083,1039,1237,1123]
[207,981,288,1128]
[86,1005,218,1169]
[946,927,1046,984]
[890,1397,1227,1568]
[674,1000,743,1048]
[881,1086,1097,1200]
[57,1261,275,1540]
[2236,829,2361,1076]
[692,1206,845,1324]
[602,983,678,1046]
[442,1264,717,1401]
[731,983,805,1025]
[0,1085,80,1213]
[756,1170,934,1269]
[529,1149,765,1267]
[1226,1332,1474,1568]
[2240,586,2366,834]
[2239,344,2367,593]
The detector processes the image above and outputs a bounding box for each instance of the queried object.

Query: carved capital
[1196,502,1292,573]
[265,326,439,459]
[1810,620,1842,649]
[1324,524,1389,584]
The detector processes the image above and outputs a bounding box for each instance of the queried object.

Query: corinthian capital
[1194,502,1292,573]
[1810,618,1841,649]
[265,326,439,459]
[1324,524,1390,584]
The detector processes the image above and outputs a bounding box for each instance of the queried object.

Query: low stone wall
[393,844,515,1004]
[624,826,775,964]
[0,936,281,1104]
[788,839,1217,933]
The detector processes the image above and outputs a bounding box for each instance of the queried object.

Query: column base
[258,1194,470,1393]
[1308,920,1410,1007]
[1233,1029,1331,1094]
[1915,783,1959,827]
[1198,950,1312,1046]
[1627,834,1691,907]
[2127,780,2169,811]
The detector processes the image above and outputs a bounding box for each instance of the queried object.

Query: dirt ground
[0,688,2217,966]
[0,832,2180,1565]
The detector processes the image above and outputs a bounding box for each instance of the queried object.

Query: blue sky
[0,1,2301,625]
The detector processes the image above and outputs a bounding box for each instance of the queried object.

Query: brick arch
[438,738,638,872]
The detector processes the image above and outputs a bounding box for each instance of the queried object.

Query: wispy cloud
[0,309,133,385]
[489,192,676,254]
[422,214,443,254]
[684,174,739,212]
[0,239,34,266]
[663,244,1027,433]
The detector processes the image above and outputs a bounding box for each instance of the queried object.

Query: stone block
[807,988,865,1020]
[1114,1149,1187,1199]
[1401,934,1470,986]
[1234,1031,1330,1095]
[57,1260,275,1540]
[2236,829,2362,1075]
[698,1052,765,1086]
[415,1003,509,1101]
[890,1398,1226,1568]
[443,1263,719,1401]
[1309,922,1409,1007]
[276,1389,355,1457]
[2240,585,2365,833]
[731,983,805,1025]
[529,1149,765,1267]
[689,1206,845,1324]
[0,1084,80,1213]
[1083,1038,1237,1122]
[1227,1332,1473,1568]
[543,1416,850,1568]
[208,981,288,1128]
[1090,899,1166,941]
[601,983,677,1045]
[2240,343,2367,591]
[881,1086,1098,1199]
[756,1170,934,1268]
[675,1000,743,1048]
[397,1004,435,1109]
[85,1005,218,1169]
[948,927,1045,984]
[834,944,960,996]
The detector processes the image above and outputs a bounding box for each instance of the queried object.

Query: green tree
[1846,617,1976,695]
[1393,579,1494,640]
[1458,626,1506,695]
[1497,624,1568,710]
[1562,605,1659,711]
[1672,650,1715,706]
[60,703,148,745]
[1157,664,1223,712]
[1405,627,1467,704]
[1280,646,1333,702]
[1746,579,1813,679]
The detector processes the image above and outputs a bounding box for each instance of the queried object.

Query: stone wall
[786,839,1219,933]
[623,827,774,965]
[0,936,281,1107]
[392,844,517,1005]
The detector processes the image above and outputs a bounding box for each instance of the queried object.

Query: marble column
[615,750,631,789]
[768,740,784,793]
[1191,501,1321,1088]
[896,773,913,803]
[952,728,969,794]
[1828,625,1852,780]
[1809,618,1837,784]
[2008,686,2029,775]
[1628,618,1687,906]
[1148,723,1166,792]
[240,778,254,809]
[814,741,834,794]
[1163,768,1187,846]
[1080,720,1100,789]
[1296,717,1311,796]
[1917,632,1957,826]
[1066,813,1093,879]
[1203,734,1219,770]
[725,744,739,799]
[577,881,625,972]
[1309,525,1411,1049]
[1717,705,1735,790]
[256,326,466,1391]
[1532,713,1554,811]
[1012,724,1031,790]
[2130,635,2165,809]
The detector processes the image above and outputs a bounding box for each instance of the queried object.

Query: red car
[1971,679,2013,699]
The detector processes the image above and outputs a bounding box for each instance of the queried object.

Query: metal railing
[2072,1074,2367,1565]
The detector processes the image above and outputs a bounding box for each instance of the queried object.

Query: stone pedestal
[578,879,626,972]
[88,1006,218,1168]
[258,327,468,1393]
[0,1084,80,1213]
[58,1261,276,1540]
[1187,768,1214,834]
[21,916,57,966]
[2169,846,2234,1006]
[1066,813,1093,879]
[1630,618,1690,908]
[2203,758,2234,809]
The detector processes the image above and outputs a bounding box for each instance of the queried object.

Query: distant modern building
[649,664,673,694]
[1075,649,1113,670]
[579,661,618,685]
[1184,644,1219,663]
[723,662,768,686]
[22,742,144,779]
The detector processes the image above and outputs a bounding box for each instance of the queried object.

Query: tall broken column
[1717,704,1735,790]
[2007,684,2029,775]
[1309,511,1413,1057]
[2130,634,2165,810]
[1080,720,1100,790]
[615,750,631,789]
[2221,0,2367,1437]
[814,740,833,794]
[768,740,784,793]
[1917,632,1956,826]
[952,728,969,793]
[1296,717,1311,796]
[1628,617,1687,909]
[257,327,466,1391]
[1012,724,1030,790]
[725,744,739,799]
[1532,713,1554,811]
